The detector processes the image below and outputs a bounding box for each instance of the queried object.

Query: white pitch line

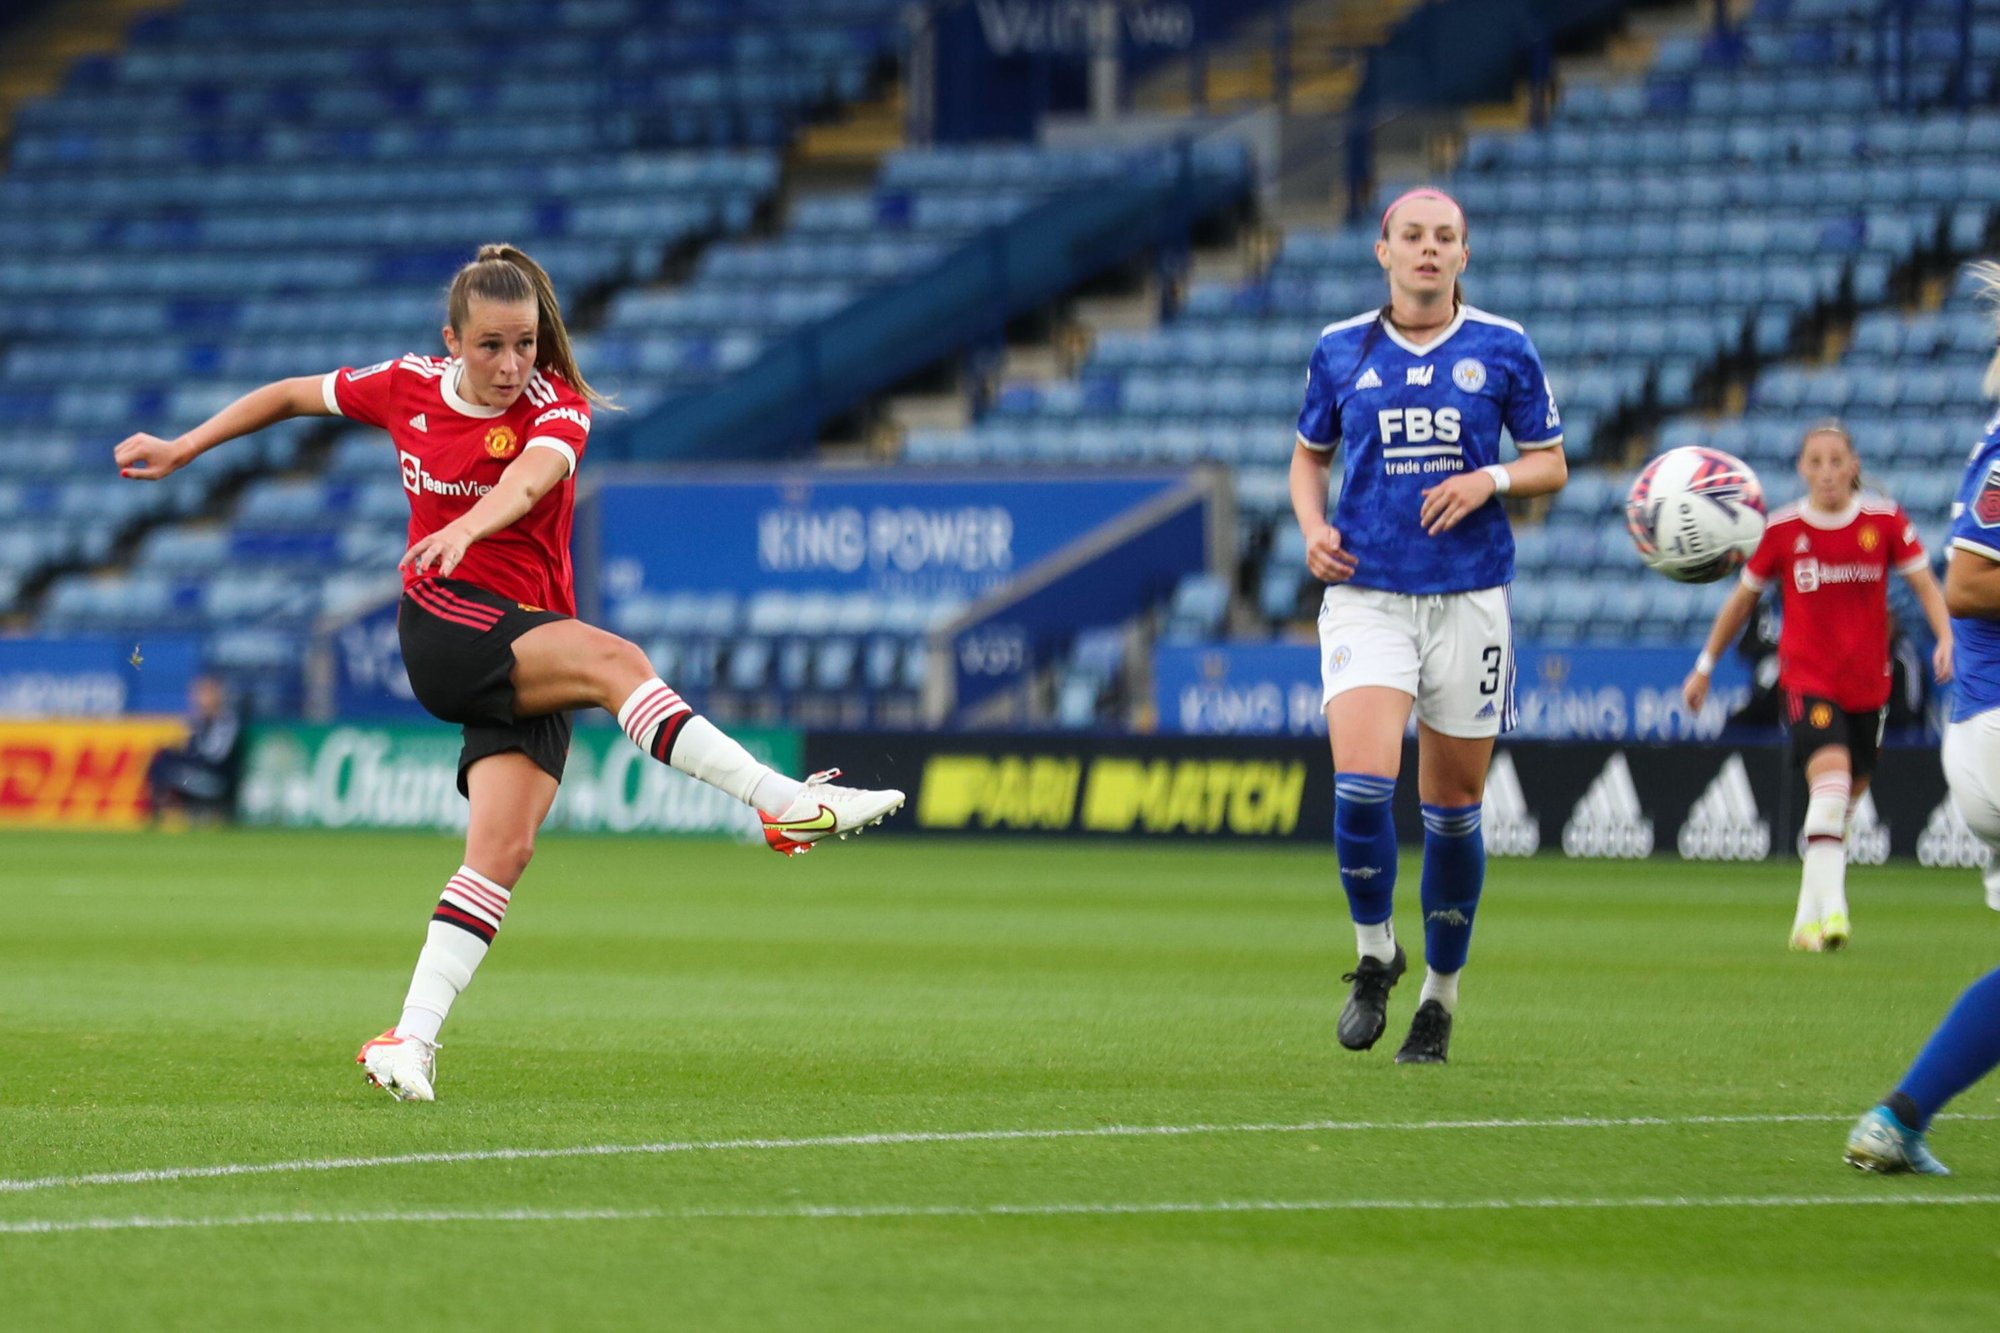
[1,1111,1992,1198]
[5,1193,2000,1236]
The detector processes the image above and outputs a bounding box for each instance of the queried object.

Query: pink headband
[1379,188,1466,238]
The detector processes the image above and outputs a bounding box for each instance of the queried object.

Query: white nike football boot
[760,769,905,855]
[356,1028,439,1102]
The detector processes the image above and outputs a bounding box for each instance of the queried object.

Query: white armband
[1694,650,1716,677]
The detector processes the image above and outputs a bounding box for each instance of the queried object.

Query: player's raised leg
[359,751,556,1101]
[1328,684,1413,1051]
[509,618,903,852]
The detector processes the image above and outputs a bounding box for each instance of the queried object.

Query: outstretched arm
[1683,581,1760,710]
[1904,562,1955,683]
[401,448,572,579]
[114,375,333,480]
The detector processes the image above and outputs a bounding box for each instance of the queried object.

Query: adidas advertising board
[1917,794,1992,869]
[1676,754,1771,861]
[1561,752,1654,858]
[803,732,1966,863]
[1481,751,1540,856]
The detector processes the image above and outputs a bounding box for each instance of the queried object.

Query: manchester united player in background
[114,244,904,1102]
[1684,422,1952,951]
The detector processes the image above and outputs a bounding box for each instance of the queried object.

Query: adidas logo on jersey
[1475,701,1496,720]
[1481,751,1540,856]
[1355,368,1382,390]
[1917,794,1992,868]
[1562,752,1654,858]
[409,414,428,432]
[1677,754,1771,861]
[1795,789,1890,865]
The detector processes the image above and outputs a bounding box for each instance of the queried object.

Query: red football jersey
[322,355,591,615]
[1740,497,1927,711]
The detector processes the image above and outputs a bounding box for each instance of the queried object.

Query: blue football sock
[1419,801,1485,975]
[1893,965,2000,1131]
[1333,773,1399,926]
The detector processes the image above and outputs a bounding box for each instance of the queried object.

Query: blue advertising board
[0,634,199,716]
[327,597,428,721]
[1156,640,1754,741]
[589,471,1187,608]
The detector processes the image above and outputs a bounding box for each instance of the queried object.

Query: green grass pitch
[1,828,1996,1329]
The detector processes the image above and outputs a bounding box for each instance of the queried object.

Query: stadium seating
[3,0,905,712]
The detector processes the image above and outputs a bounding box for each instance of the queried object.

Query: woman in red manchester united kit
[1684,422,1952,952]
[115,244,904,1102]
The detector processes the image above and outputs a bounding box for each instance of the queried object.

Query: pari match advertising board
[803,730,1976,867]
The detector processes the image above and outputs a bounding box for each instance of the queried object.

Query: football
[1624,446,1767,584]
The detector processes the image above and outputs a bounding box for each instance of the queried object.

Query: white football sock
[396,865,510,1043]
[1356,919,1396,964]
[1801,774,1852,923]
[615,679,803,811]
[1419,968,1460,1013]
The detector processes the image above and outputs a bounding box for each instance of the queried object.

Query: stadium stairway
[0,0,167,144]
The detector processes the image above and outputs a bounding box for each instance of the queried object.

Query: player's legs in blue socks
[1333,772,1405,1051]
[1891,966,2000,1126]
[1333,773,1399,959]
[1417,802,1484,1013]
[1848,965,2000,1175]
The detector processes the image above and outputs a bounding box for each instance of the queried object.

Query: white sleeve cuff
[523,436,577,477]
[1295,431,1335,453]
[1895,553,1931,575]
[1516,434,1564,450]
[1739,570,1770,592]
[1951,535,2000,564]
[321,371,343,417]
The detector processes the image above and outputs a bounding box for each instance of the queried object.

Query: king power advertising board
[236,722,799,838]
[588,470,1188,605]
[803,730,1983,867]
[1155,641,1755,741]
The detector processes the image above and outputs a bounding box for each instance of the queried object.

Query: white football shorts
[1943,710,2000,846]
[1317,583,1515,739]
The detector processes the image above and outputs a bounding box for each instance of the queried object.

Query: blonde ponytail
[446,244,617,408]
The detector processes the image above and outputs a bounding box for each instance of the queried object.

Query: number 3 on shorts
[1478,644,1501,697]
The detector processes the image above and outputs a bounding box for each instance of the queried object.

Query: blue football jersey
[1946,413,2000,722]
[1294,305,1562,595]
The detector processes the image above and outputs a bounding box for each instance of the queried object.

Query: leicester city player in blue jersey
[1290,188,1567,1064]
[1846,273,2000,1170]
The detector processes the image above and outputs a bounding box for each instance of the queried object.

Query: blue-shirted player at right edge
[1291,188,1567,1064]
[1846,266,2000,1171]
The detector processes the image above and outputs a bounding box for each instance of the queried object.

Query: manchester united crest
[484,425,519,458]
[1858,525,1880,552]
[1809,702,1834,729]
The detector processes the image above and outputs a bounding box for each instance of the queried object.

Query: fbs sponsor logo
[1795,789,1890,865]
[1917,794,1992,868]
[1562,751,1653,858]
[1481,751,1540,856]
[1678,754,1771,861]
[915,753,1307,836]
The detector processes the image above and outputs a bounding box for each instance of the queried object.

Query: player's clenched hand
[114,433,196,481]
[1681,670,1710,712]
[401,523,476,578]
[1304,523,1358,583]
[1418,470,1499,535]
